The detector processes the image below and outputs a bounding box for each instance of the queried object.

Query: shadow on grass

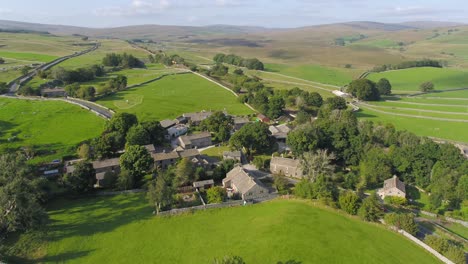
[3,250,95,264]
[354,110,377,118]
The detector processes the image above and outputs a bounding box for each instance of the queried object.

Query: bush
[420,81,435,92]
[384,213,418,235]
[273,175,290,194]
[358,194,383,222]
[339,191,361,215]
[384,196,407,206]
[207,186,226,204]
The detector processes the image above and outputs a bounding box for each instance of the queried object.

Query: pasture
[97,73,253,121]
[368,67,468,92]
[0,98,104,163]
[13,194,440,263]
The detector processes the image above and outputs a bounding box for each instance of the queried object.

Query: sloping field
[368,67,468,92]
[97,73,253,121]
[26,194,440,263]
[0,98,104,162]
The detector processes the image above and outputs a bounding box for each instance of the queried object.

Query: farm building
[193,179,214,191]
[92,158,121,186]
[332,90,350,97]
[269,124,291,141]
[377,176,406,199]
[144,144,156,153]
[178,132,212,149]
[233,117,250,131]
[167,124,188,138]
[270,157,303,178]
[222,166,269,201]
[41,88,67,97]
[183,111,213,126]
[160,119,177,129]
[223,150,243,163]
[152,151,180,169]
[257,114,270,123]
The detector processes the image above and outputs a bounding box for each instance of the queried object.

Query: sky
[0,0,467,28]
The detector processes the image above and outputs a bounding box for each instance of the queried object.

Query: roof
[152,151,179,161]
[193,179,214,188]
[383,176,406,193]
[269,124,291,139]
[42,88,65,93]
[179,131,211,145]
[223,151,242,158]
[160,119,176,129]
[178,149,200,158]
[234,117,249,124]
[144,144,156,153]
[92,158,120,170]
[270,157,300,168]
[223,166,265,195]
[183,111,212,122]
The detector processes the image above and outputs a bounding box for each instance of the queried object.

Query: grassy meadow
[97,73,253,121]
[368,67,468,92]
[10,194,440,264]
[0,98,105,163]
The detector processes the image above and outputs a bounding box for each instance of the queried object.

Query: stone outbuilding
[270,157,303,178]
[178,132,212,149]
[377,175,406,199]
[222,166,269,201]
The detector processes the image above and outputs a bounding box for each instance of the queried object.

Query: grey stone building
[178,132,212,149]
[222,166,269,201]
[270,157,303,178]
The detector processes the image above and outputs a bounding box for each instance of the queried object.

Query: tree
[0,153,47,235]
[301,149,336,182]
[347,79,380,101]
[126,125,151,146]
[384,213,418,235]
[77,143,91,159]
[0,57,4,64]
[358,147,392,189]
[173,158,194,187]
[420,81,435,92]
[21,66,31,75]
[229,122,271,155]
[207,186,226,204]
[268,95,285,119]
[200,112,234,142]
[213,256,245,264]
[141,120,166,145]
[358,193,383,222]
[273,175,290,194]
[286,123,325,155]
[325,96,347,110]
[147,173,174,214]
[376,78,392,96]
[106,112,138,135]
[0,82,8,94]
[107,75,128,91]
[119,145,153,187]
[63,161,96,193]
[339,191,361,215]
[210,64,228,76]
[117,170,134,190]
[295,110,312,124]
[101,171,117,189]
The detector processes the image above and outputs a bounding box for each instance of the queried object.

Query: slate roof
[223,166,265,195]
[179,131,211,146]
[223,151,242,158]
[382,176,406,193]
[183,111,213,122]
[160,119,176,129]
[270,157,300,168]
[92,158,120,170]
[151,151,179,161]
[178,149,200,158]
[193,179,214,188]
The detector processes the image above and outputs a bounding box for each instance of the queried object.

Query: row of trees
[286,105,467,213]
[372,59,443,72]
[347,78,392,101]
[102,53,145,68]
[148,52,186,66]
[64,83,96,100]
[213,53,264,70]
[0,57,4,64]
[48,65,104,84]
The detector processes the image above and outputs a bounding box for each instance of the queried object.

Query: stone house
[233,117,250,131]
[222,166,269,201]
[223,150,243,163]
[178,132,212,149]
[152,151,180,169]
[183,111,213,126]
[167,124,188,138]
[41,88,66,97]
[193,179,214,191]
[92,158,121,186]
[269,124,291,141]
[270,157,303,178]
[377,175,406,199]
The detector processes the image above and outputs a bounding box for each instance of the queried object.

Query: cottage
[377,175,406,199]
[269,124,291,141]
[233,117,250,131]
[257,114,270,123]
[41,87,67,97]
[223,150,242,163]
[177,149,200,159]
[160,119,177,129]
[270,157,303,178]
[193,179,214,191]
[178,132,212,149]
[92,158,121,186]
[167,124,188,138]
[183,111,213,126]
[152,151,180,169]
[222,166,269,201]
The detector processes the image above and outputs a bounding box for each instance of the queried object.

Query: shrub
[339,191,361,215]
[384,196,407,206]
[206,186,227,204]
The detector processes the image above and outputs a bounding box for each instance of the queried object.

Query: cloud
[0,8,13,14]
[94,0,171,16]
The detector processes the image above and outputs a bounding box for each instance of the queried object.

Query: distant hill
[399,21,465,29]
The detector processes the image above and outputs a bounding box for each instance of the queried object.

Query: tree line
[102,53,145,68]
[372,59,443,72]
[213,53,264,70]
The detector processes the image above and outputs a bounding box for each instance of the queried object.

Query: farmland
[10,194,440,264]
[96,73,253,121]
[0,98,105,163]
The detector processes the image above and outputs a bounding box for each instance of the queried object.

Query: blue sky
[0,0,466,28]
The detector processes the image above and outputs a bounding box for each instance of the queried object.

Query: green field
[368,67,468,92]
[97,73,253,121]
[21,194,440,263]
[0,98,105,162]
[0,51,58,62]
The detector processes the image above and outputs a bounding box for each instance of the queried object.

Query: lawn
[17,194,440,263]
[368,67,468,92]
[261,63,359,86]
[355,107,468,143]
[96,73,253,121]
[0,98,105,163]
[0,51,58,62]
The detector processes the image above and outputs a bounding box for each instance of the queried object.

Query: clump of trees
[65,83,96,100]
[372,59,443,72]
[0,57,4,64]
[213,53,264,70]
[347,79,381,101]
[149,52,186,66]
[200,111,234,142]
[229,122,272,156]
[0,82,8,94]
[62,161,96,194]
[384,213,418,235]
[424,235,466,264]
[50,65,104,84]
[102,53,144,68]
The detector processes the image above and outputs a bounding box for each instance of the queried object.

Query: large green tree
[63,161,96,194]
[200,111,234,142]
[339,191,361,215]
[206,187,226,204]
[347,79,380,101]
[301,149,336,182]
[106,112,138,135]
[147,173,174,214]
[0,153,47,235]
[358,193,383,222]
[376,78,392,95]
[126,125,151,146]
[229,122,271,155]
[120,145,153,187]
[173,158,195,187]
